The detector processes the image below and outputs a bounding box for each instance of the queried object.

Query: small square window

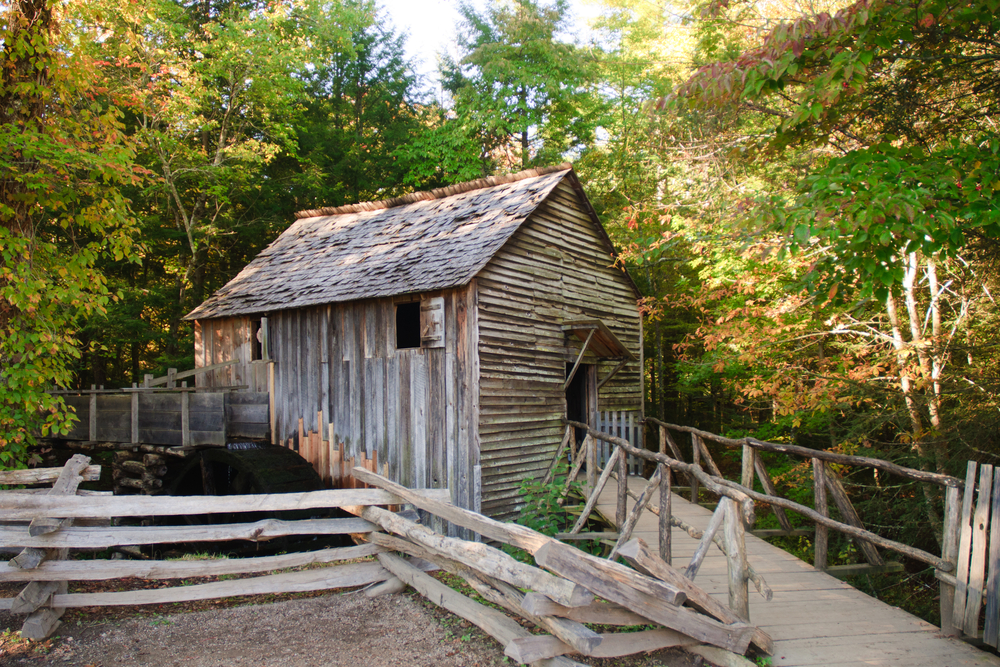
[396,302,421,349]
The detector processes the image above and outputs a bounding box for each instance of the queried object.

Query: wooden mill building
[185,164,642,519]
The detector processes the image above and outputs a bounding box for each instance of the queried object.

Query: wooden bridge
[596,476,994,666]
[553,417,1000,666]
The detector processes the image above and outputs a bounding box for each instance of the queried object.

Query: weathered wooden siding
[475,180,642,520]
[193,318,268,392]
[192,287,479,511]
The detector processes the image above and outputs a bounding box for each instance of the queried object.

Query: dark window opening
[251,318,264,360]
[396,302,421,349]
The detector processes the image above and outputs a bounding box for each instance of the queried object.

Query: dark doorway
[566,363,594,443]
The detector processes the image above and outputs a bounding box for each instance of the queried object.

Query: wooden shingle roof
[186,165,574,320]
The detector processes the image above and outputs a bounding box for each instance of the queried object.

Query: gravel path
[0,593,509,667]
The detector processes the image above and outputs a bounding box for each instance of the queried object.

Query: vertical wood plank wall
[475,180,642,520]
[193,286,478,512]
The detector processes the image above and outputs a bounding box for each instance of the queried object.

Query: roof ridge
[293,163,573,219]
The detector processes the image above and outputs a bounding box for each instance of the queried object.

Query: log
[563,421,756,525]
[722,498,750,622]
[541,426,574,485]
[359,506,592,608]
[645,418,963,488]
[507,628,696,662]
[753,456,793,533]
[534,542,754,654]
[368,532,602,656]
[0,544,381,581]
[0,488,411,520]
[559,436,592,507]
[0,465,101,486]
[813,459,829,571]
[568,447,620,535]
[521,593,649,626]
[11,580,61,614]
[618,539,772,654]
[28,455,91,537]
[376,552,586,667]
[686,503,726,580]
[364,577,407,598]
[710,476,952,571]
[825,471,883,566]
[609,466,660,560]
[1,517,375,549]
[51,560,402,608]
[351,468,551,554]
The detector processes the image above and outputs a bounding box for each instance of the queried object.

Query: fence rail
[1,457,770,663]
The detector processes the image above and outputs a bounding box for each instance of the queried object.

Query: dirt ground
[0,587,710,667]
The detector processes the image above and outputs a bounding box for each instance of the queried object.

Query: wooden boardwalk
[597,475,999,666]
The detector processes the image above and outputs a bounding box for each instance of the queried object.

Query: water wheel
[164,444,341,554]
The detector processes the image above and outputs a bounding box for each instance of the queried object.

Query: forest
[2,0,999,611]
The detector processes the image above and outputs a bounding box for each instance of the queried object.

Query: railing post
[813,458,829,570]
[940,484,961,636]
[617,443,628,529]
[691,434,700,504]
[722,497,750,621]
[167,368,177,389]
[659,462,671,564]
[741,444,755,489]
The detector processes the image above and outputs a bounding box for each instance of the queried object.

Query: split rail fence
[559,418,983,645]
[1,456,769,666]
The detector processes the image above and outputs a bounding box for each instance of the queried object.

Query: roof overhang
[562,320,636,361]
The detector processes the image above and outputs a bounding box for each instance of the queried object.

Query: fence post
[940,484,961,636]
[88,385,97,441]
[722,497,750,621]
[813,458,829,570]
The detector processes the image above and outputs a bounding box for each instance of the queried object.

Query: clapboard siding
[476,180,641,520]
[193,287,478,512]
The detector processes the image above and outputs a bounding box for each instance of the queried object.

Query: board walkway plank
[595,475,998,667]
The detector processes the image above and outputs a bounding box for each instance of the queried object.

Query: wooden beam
[507,628,696,662]
[350,468,553,555]
[534,541,753,655]
[563,328,596,392]
[2,517,375,549]
[812,458,828,571]
[569,446,619,534]
[359,506,592,608]
[686,503,725,580]
[0,544,381,581]
[368,532,601,656]
[824,471,883,566]
[376,552,586,667]
[645,418,963,489]
[51,561,401,608]
[618,538,772,655]
[752,456,793,533]
[609,466,660,560]
[0,467,101,486]
[722,498,749,622]
[0,488,411,520]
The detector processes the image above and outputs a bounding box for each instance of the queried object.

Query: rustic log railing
[610,418,971,643]
[1,458,772,664]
